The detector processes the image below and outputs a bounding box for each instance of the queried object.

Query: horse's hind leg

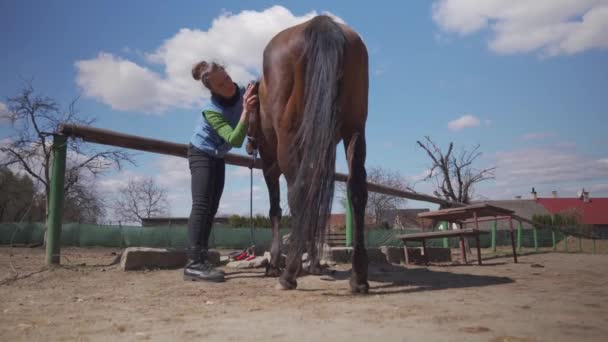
[344,132,369,294]
[302,241,326,276]
[277,179,304,290]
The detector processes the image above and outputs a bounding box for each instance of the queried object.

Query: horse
[248,15,369,293]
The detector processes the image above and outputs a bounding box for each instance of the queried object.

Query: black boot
[199,249,225,275]
[183,248,225,282]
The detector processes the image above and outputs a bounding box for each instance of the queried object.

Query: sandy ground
[1,247,607,342]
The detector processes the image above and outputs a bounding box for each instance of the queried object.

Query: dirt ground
[1,247,607,342]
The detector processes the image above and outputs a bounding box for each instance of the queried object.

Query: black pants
[187,144,225,252]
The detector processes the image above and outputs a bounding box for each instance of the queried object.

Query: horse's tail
[288,15,346,264]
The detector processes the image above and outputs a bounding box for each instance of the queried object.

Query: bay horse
[248,15,369,293]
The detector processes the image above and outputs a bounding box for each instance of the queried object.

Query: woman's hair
[192,60,224,89]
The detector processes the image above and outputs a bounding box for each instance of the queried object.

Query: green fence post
[119,223,124,248]
[441,222,449,248]
[533,226,538,251]
[517,220,523,252]
[345,190,353,247]
[491,220,497,252]
[592,239,596,254]
[46,134,67,266]
[552,231,556,251]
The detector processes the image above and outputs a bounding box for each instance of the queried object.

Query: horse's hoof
[349,279,369,294]
[277,277,297,290]
[275,283,290,290]
[265,266,282,278]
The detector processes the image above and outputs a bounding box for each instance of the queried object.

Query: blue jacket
[190,86,245,158]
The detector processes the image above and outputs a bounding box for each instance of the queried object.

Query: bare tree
[0,167,44,222]
[337,166,410,223]
[0,83,134,221]
[416,136,495,204]
[113,177,170,225]
[63,178,105,223]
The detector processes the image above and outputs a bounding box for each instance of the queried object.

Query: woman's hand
[242,83,258,115]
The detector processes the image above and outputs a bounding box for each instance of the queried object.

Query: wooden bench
[396,228,489,265]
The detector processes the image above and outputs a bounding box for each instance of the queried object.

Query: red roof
[536,198,608,225]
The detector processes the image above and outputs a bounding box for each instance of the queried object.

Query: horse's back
[337,23,369,132]
[261,17,368,129]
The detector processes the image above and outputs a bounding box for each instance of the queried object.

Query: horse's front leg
[263,164,283,277]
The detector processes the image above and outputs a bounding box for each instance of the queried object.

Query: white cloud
[97,170,142,193]
[407,169,432,183]
[448,114,480,131]
[373,66,386,76]
[75,6,342,113]
[97,156,188,193]
[432,0,608,56]
[587,183,608,193]
[494,148,608,187]
[75,53,170,113]
[520,131,556,141]
[556,141,577,149]
[154,156,190,189]
[228,166,264,178]
[0,102,10,125]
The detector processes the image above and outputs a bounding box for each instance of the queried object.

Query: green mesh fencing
[0,223,291,249]
[364,228,560,248]
[0,222,589,251]
[0,222,45,246]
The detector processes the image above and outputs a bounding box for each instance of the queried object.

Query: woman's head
[192,60,237,99]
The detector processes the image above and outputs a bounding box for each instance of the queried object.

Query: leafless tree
[416,136,495,204]
[113,177,170,225]
[0,83,134,221]
[63,178,106,223]
[337,166,410,223]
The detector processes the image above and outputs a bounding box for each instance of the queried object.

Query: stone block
[226,256,268,269]
[405,247,451,264]
[120,247,220,271]
[326,247,388,264]
[380,246,405,264]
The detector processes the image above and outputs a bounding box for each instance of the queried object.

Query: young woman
[185,61,257,282]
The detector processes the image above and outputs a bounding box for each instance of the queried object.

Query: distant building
[376,209,430,229]
[326,213,376,231]
[474,188,608,237]
[536,190,608,237]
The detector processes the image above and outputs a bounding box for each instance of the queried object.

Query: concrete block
[405,247,423,264]
[405,247,452,264]
[380,246,405,264]
[327,247,388,264]
[423,247,452,262]
[226,256,268,269]
[262,251,286,267]
[120,247,220,271]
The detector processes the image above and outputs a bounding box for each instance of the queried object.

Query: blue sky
[1,1,607,221]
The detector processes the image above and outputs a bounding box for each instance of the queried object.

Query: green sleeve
[203,110,247,148]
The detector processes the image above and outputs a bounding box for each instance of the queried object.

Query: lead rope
[249,148,258,250]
